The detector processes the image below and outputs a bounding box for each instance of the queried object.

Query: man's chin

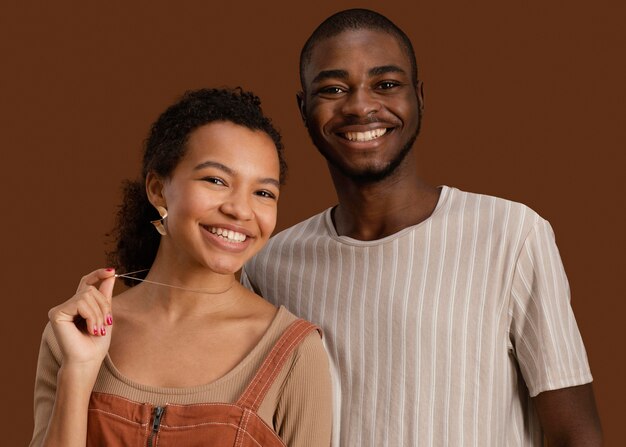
[340,165,397,184]
[312,125,420,185]
[320,148,413,184]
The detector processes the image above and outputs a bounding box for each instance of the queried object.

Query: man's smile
[341,128,388,142]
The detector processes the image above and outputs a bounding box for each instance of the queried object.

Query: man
[242,8,602,446]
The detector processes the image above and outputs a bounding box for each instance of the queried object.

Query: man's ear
[146,172,167,208]
[416,80,425,111]
[296,91,307,123]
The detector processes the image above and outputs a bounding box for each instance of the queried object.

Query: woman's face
[152,121,281,275]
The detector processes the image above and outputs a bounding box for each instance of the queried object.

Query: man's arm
[533,383,602,446]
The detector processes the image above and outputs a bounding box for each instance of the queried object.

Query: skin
[299,29,602,445]
[44,121,282,446]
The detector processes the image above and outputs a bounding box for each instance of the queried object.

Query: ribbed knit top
[30,305,332,446]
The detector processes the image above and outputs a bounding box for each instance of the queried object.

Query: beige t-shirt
[243,186,593,447]
[30,305,332,446]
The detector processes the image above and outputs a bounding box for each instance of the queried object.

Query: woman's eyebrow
[194,160,233,175]
[259,177,280,188]
[195,160,279,188]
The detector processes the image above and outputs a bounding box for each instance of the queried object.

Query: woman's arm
[31,269,115,447]
[275,332,333,447]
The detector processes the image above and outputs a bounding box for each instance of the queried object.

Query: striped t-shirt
[242,186,592,447]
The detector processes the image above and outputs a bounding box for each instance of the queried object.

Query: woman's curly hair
[107,88,286,285]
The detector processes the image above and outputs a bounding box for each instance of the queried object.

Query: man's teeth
[343,128,387,142]
[208,227,247,242]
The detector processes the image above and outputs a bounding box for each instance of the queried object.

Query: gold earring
[150,206,168,236]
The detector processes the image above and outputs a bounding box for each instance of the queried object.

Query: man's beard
[307,111,421,184]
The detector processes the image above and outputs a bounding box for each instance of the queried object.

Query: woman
[30,88,332,446]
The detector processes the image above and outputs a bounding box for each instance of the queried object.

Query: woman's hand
[48,268,116,373]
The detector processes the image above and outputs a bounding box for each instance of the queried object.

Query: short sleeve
[274,331,333,447]
[30,323,63,447]
[508,218,593,397]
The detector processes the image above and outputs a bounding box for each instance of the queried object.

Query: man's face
[299,29,422,183]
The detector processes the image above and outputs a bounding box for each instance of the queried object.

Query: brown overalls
[86,319,319,446]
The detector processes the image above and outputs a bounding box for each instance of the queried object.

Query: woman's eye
[203,177,225,186]
[256,190,277,199]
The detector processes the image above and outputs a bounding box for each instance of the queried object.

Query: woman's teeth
[208,226,247,242]
[343,128,387,142]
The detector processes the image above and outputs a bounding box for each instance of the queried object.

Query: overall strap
[236,319,321,412]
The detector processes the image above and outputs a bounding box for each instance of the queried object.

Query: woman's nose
[219,191,254,221]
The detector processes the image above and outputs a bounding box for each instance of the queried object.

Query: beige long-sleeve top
[30,305,332,446]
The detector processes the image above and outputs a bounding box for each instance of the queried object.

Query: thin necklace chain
[115,269,235,295]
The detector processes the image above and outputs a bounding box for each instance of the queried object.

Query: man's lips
[334,123,396,142]
[340,127,389,142]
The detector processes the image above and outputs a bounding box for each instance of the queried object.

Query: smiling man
[242,8,602,446]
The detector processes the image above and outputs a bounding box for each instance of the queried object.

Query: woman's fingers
[97,271,115,328]
[98,273,115,300]
[76,294,103,336]
[50,268,116,337]
[77,268,115,332]
[76,268,116,294]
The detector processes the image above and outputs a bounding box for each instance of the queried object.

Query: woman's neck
[121,254,241,320]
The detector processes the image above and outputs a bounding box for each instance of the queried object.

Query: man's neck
[330,164,441,241]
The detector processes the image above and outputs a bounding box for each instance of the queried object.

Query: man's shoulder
[246,209,331,266]
[268,209,331,245]
[243,209,332,287]
[447,186,542,222]
[444,187,546,242]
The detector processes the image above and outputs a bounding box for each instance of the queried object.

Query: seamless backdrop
[1,1,624,445]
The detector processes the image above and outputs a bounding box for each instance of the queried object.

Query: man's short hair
[299,8,419,89]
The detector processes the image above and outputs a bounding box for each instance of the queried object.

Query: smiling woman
[29,89,332,447]
[146,121,281,275]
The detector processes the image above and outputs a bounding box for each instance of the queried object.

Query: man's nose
[340,88,380,118]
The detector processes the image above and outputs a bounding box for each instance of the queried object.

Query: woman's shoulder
[269,307,328,367]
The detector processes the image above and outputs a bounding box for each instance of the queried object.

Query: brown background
[1,1,624,445]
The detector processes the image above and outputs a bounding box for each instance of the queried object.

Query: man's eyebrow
[312,66,407,84]
[312,69,349,84]
[194,160,280,188]
[369,65,407,77]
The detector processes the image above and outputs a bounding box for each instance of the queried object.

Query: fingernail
[93,326,98,335]
[106,314,113,325]
[100,326,106,336]
[106,268,115,272]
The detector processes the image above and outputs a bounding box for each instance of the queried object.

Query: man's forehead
[304,29,411,78]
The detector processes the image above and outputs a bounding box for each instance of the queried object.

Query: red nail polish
[93,326,98,335]
[106,268,115,272]
[100,326,106,336]
[106,315,113,325]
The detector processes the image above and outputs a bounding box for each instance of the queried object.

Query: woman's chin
[204,260,245,276]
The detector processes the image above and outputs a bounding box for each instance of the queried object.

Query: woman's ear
[146,172,166,208]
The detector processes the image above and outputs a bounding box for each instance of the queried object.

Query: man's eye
[318,86,346,95]
[378,81,400,90]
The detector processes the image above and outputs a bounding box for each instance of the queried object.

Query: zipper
[147,406,165,447]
